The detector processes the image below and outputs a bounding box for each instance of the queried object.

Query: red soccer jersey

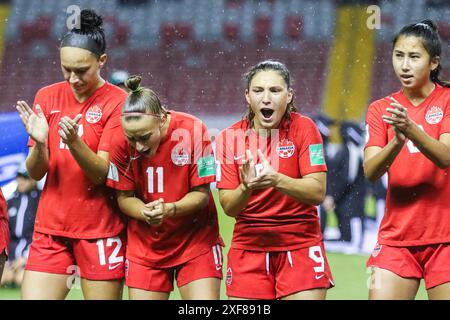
[28,81,127,239]
[365,84,450,246]
[216,112,327,251]
[107,111,222,268]
[0,187,10,254]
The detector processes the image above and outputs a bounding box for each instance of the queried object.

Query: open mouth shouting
[260,108,275,121]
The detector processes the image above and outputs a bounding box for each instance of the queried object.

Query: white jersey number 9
[309,246,325,273]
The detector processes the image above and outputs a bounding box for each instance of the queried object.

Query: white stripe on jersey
[212,245,219,266]
[215,160,221,182]
[216,245,222,265]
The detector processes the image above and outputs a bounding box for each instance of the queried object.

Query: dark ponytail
[393,19,450,88]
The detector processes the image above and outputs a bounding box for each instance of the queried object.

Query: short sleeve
[98,96,125,152]
[28,88,49,148]
[106,131,135,191]
[365,101,388,148]
[215,129,240,190]
[439,98,450,136]
[188,121,216,188]
[297,117,328,177]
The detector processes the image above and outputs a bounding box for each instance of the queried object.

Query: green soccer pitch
[0,191,428,300]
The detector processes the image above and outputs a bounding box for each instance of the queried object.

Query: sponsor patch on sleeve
[107,162,119,182]
[197,155,216,178]
[309,144,325,166]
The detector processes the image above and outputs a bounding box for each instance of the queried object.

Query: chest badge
[276,139,295,159]
[171,145,190,166]
[425,106,443,124]
[85,105,102,124]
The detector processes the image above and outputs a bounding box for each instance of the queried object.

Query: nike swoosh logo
[108,263,122,270]
[216,265,222,271]
[234,155,245,160]
[315,274,325,280]
[50,110,61,114]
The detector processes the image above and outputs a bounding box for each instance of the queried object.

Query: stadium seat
[254,16,272,46]
[437,22,450,41]
[285,15,303,41]
[223,23,240,42]
[160,23,177,48]
[20,15,52,43]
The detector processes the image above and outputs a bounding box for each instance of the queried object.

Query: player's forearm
[167,190,209,218]
[117,195,147,222]
[364,140,403,182]
[26,144,49,180]
[404,125,450,169]
[218,185,252,217]
[275,173,326,205]
[67,138,109,185]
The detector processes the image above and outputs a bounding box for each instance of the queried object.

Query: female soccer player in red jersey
[107,76,223,300]
[0,189,9,281]
[216,60,334,300]
[365,20,450,300]
[16,9,127,299]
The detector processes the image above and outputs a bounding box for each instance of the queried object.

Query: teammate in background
[365,19,450,300]
[0,189,9,282]
[109,70,130,92]
[1,164,40,288]
[107,76,223,300]
[216,60,334,300]
[16,9,127,299]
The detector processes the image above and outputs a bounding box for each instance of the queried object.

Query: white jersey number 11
[147,167,164,193]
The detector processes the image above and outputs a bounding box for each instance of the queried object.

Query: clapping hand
[382,97,411,143]
[59,114,82,146]
[246,149,279,190]
[239,150,257,190]
[16,101,49,144]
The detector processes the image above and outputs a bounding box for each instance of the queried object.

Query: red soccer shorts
[0,218,9,257]
[25,231,126,280]
[367,242,450,289]
[126,244,223,292]
[226,242,334,299]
